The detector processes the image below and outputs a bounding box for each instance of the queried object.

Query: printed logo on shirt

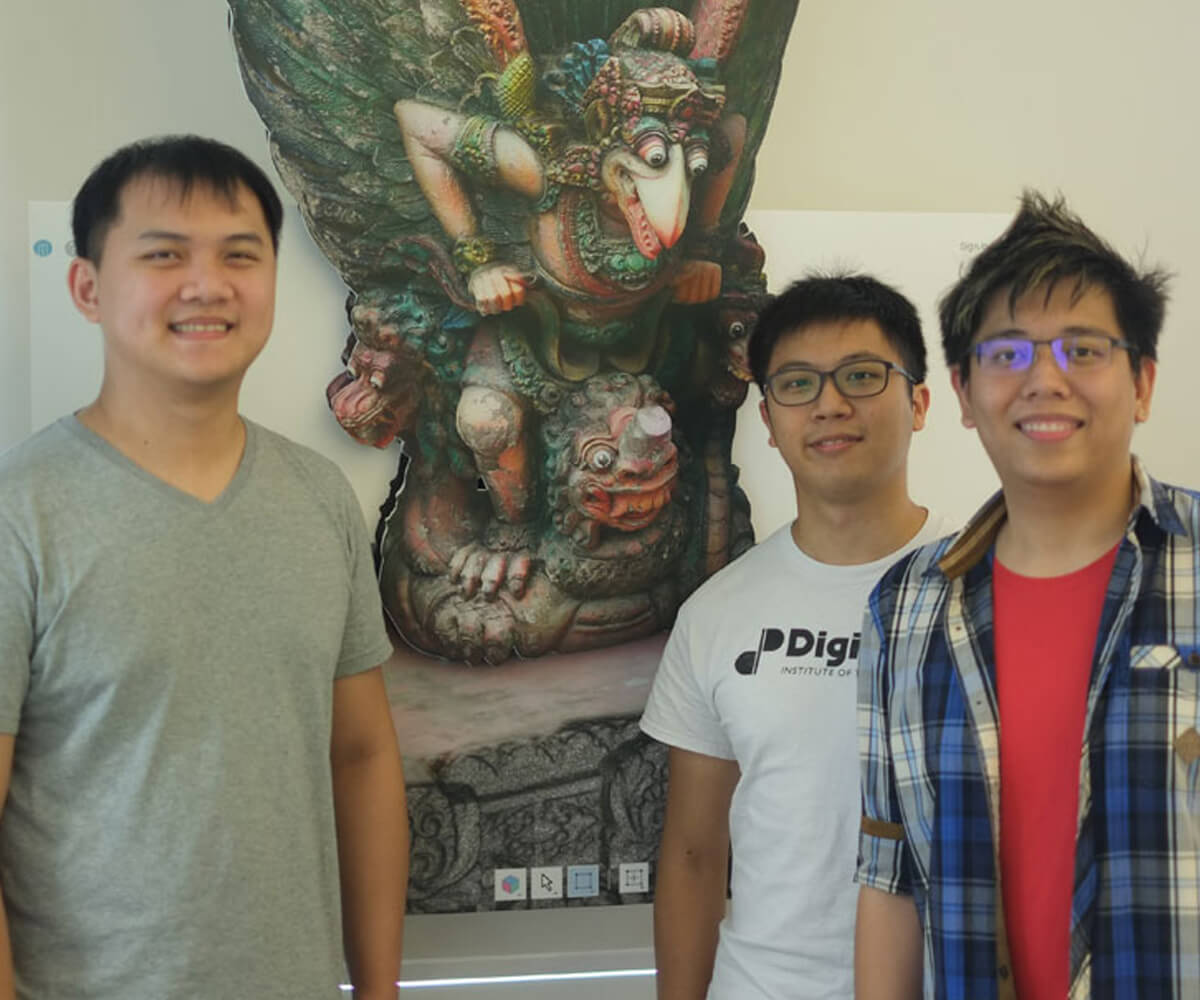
[734,627,860,675]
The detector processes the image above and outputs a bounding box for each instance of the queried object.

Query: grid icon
[618,861,650,894]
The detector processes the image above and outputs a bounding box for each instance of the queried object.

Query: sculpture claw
[448,541,534,601]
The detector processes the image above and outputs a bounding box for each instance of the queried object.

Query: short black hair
[748,272,927,389]
[72,135,284,263]
[939,190,1170,378]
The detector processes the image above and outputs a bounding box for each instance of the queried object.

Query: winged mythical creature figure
[229,0,799,663]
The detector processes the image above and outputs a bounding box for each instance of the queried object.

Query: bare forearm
[855,886,922,1000]
[0,891,14,1000]
[333,749,408,999]
[654,847,727,999]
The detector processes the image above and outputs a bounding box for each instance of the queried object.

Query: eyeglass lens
[975,333,1117,372]
[770,360,891,405]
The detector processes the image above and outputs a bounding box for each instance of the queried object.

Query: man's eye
[143,250,178,261]
[843,367,881,384]
[985,346,1018,365]
[783,375,815,392]
[1065,340,1102,360]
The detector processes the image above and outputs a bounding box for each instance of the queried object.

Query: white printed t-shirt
[640,512,952,999]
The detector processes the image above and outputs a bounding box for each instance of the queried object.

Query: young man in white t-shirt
[641,273,950,999]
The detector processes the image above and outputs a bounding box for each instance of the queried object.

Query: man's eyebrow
[135,230,266,244]
[137,230,189,241]
[978,325,1114,340]
[771,351,887,371]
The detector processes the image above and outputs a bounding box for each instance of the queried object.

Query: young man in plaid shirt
[855,192,1197,999]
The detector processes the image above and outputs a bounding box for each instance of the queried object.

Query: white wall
[4,0,1199,989]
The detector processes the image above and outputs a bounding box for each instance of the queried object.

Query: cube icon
[493,867,527,901]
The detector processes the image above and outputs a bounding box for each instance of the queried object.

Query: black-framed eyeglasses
[764,359,917,407]
[973,333,1132,374]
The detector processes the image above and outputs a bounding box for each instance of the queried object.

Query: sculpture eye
[685,142,708,177]
[586,445,617,471]
[636,134,669,169]
[728,321,745,339]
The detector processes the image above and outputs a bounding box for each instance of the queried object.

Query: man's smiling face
[69,175,277,399]
[951,281,1155,497]
[759,318,929,507]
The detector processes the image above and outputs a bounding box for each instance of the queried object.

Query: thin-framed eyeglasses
[973,333,1132,374]
[764,359,916,407]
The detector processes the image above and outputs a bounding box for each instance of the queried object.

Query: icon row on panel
[492,862,652,901]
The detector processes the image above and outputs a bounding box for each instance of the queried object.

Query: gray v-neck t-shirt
[0,417,392,998]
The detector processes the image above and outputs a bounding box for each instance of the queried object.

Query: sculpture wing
[702,0,802,227]
[228,0,505,298]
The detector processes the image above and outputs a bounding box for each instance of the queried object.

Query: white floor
[399,904,656,998]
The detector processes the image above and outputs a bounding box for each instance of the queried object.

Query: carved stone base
[406,715,666,912]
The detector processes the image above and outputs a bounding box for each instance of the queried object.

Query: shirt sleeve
[639,601,735,761]
[333,481,394,679]
[856,579,913,895]
[0,514,34,733]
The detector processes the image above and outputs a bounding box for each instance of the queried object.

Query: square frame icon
[565,864,600,898]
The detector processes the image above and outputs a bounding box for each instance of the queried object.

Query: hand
[469,263,529,316]
[670,259,723,304]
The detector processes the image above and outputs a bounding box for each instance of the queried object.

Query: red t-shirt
[993,544,1118,1000]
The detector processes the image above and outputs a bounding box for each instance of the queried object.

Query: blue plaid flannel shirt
[857,459,1200,1000]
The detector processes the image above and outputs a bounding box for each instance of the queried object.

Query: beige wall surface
[2,0,1197,984]
[5,2,1200,462]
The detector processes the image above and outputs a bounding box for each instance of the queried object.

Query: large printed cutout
[228,0,800,665]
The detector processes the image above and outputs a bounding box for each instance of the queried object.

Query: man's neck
[78,382,247,503]
[790,481,928,566]
[995,458,1136,577]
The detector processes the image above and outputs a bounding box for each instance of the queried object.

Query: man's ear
[68,257,102,324]
[1133,358,1156,424]
[950,368,976,429]
[759,396,777,449]
[910,383,931,432]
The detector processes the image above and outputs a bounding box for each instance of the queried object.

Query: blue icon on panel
[32,240,53,258]
[565,864,600,899]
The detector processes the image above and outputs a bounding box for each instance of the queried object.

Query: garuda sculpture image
[228,0,798,664]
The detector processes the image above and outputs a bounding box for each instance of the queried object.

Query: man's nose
[812,374,853,415]
[179,258,233,300]
[1021,342,1072,393]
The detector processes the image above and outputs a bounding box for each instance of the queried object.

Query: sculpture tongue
[619,190,664,260]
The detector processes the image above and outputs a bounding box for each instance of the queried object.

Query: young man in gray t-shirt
[0,136,407,999]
